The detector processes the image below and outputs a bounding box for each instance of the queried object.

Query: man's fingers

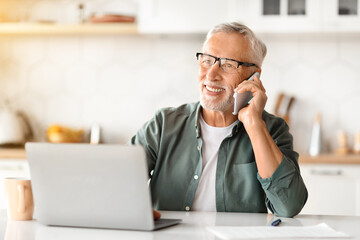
[235,75,265,94]
[254,75,266,92]
[153,210,161,220]
[235,81,260,94]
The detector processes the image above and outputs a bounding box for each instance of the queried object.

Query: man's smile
[204,85,225,93]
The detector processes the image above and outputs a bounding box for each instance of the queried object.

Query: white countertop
[1,210,360,240]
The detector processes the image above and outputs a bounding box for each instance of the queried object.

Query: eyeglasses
[196,52,258,73]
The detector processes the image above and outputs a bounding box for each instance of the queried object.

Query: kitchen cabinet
[230,0,360,33]
[228,0,321,33]
[138,0,229,33]
[2,0,360,35]
[139,0,360,34]
[321,0,360,31]
[300,163,360,216]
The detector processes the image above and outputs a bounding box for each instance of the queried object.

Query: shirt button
[185,206,190,211]
[197,146,200,151]
[194,175,199,180]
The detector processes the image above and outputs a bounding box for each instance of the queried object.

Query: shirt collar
[194,102,243,138]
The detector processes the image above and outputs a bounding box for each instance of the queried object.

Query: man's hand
[234,74,282,178]
[234,74,267,128]
[153,210,161,220]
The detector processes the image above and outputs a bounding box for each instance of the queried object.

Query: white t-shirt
[192,115,237,211]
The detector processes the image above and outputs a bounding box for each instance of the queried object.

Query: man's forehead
[203,32,252,60]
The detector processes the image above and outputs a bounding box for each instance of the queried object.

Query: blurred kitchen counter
[1,148,360,164]
[300,154,360,164]
[0,148,26,159]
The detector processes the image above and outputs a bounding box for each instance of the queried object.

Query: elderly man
[130,22,307,217]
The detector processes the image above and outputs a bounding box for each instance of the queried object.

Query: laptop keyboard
[154,218,182,229]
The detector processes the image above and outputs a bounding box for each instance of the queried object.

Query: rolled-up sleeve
[257,117,308,217]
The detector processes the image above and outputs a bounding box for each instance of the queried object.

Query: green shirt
[130,102,308,217]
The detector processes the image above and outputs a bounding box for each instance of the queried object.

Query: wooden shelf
[299,154,360,164]
[0,148,26,159]
[2,148,359,163]
[0,22,138,35]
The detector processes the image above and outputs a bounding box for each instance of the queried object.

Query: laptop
[25,143,181,231]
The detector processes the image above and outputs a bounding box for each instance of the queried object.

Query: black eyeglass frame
[196,52,258,69]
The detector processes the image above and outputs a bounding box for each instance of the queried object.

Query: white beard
[199,87,234,112]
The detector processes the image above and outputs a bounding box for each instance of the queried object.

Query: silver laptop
[25,143,181,231]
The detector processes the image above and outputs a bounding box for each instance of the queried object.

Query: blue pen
[271,219,282,226]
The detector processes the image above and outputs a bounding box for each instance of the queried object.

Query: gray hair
[204,22,267,67]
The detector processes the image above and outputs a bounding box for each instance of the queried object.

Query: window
[263,0,280,15]
[339,0,358,15]
[288,0,306,15]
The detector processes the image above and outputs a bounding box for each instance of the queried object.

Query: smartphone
[232,72,260,115]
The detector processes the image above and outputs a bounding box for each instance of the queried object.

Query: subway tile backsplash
[1,33,359,154]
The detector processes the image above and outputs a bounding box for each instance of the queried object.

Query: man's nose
[206,61,222,80]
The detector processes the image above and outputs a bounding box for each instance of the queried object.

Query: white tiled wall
[1,33,360,154]
[261,34,360,153]
[0,34,201,144]
[0,1,360,154]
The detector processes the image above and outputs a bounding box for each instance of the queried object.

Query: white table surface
[1,209,360,240]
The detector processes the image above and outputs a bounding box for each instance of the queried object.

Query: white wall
[1,33,360,154]
[0,34,201,144]
[1,0,359,154]
[260,33,360,154]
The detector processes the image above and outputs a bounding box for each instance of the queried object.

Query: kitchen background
[1,0,360,216]
[0,0,360,154]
